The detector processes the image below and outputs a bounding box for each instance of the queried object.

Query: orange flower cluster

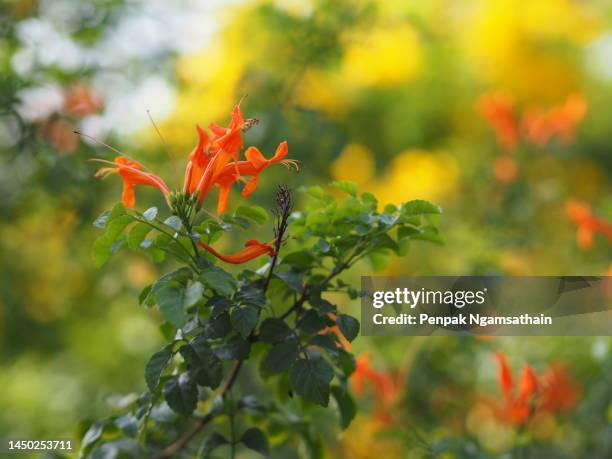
[492,353,581,425]
[565,200,612,250]
[93,105,296,264]
[352,354,404,424]
[478,91,588,151]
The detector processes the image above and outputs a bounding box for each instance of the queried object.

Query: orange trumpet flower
[94,156,170,208]
[198,239,275,264]
[183,125,212,194]
[491,353,581,425]
[565,200,612,250]
[92,104,294,214]
[214,141,297,214]
[493,353,538,425]
[352,354,404,424]
[478,91,520,151]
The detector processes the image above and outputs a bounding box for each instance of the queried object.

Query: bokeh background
[1,0,611,457]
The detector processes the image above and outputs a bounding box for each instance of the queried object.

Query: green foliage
[84,183,441,457]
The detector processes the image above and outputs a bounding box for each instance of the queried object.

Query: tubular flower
[214,141,297,213]
[478,91,520,151]
[183,125,212,194]
[479,91,588,150]
[94,156,170,208]
[565,200,612,250]
[198,239,275,264]
[352,354,404,424]
[539,364,581,412]
[92,105,295,213]
[491,353,581,426]
[493,353,538,424]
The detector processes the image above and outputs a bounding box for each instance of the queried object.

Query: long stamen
[281,159,300,172]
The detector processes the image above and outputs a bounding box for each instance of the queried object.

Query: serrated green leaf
[127,222,152,249]
[274,271,303,292]
[259,318,293,343]
[402,199,441,216]
[235,205,268,225]
[200,267,236,297]
[331,386,356,429]
[230,306,259,339]
[411,226,445,245]
[92,214,133,266]
[264,337,299,373]
[184,281,204,308]
[240,427,269,455]
[282,251,316,270]
[187,337,223,389]
[204,311,233,339]
[145,345,173,391]
[157,286,187,327]
[163,373,197,416]
[336,314,360,342]
[213,335,250,360]
[298,310,327,333]
[200,432,228,458]
[330,180,357,196]
[289,357,334,406]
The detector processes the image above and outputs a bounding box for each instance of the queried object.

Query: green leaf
[264,338,299,373]
[163,373,198,416]
[143,207,158,221]
[298,310,327,334]
[240,427,269,455]
[309,297,336,314]
[314,239,331,252]
[230,306,259,339]
[200,432,228,458]
[93,210,110,228]
[234,205,268,225]
[145,345,173,391]
[200,267,237,297]
[368,249,391,272]
[207,295,232,317]
[411,225,445,245]
[308,334,338,353]
[336,314,360,342]
[336,349,356,377]
[184,281,204,308]
[157,286,187,327]
[81,421,105,454]
[330,180,357,196]
[127,222,152,250]
[187,337,223,389]
[164,215,183,231]
[282,251,316,270]
[289,357,334,406]
[213,335,250,360]
[401,199,441,216]
[331,386,356,429]
[259,318,292,343]
[274,271,303,292]
[92,214,133,266]
[204,311,232,339]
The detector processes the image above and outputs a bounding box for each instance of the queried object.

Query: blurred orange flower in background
[352,354,404,425]
[479,91,588,150]
[63,84,101,118]
[478,91,520,151]
[491,353,581,426]
[565,200,612,250]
